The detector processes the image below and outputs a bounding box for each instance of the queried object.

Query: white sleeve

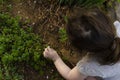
[113,20,120,37]
[76,59,119,78]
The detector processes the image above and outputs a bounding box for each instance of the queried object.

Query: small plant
[0,0,13,13]
[59,27,68,43]
[117,0,120,2]
[0,13,47,79]
[0,65,23,80]
[64,15,68,23]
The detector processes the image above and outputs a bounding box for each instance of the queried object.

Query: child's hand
[43,46,60,62]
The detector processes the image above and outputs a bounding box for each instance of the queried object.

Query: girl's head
[66,8,120,65]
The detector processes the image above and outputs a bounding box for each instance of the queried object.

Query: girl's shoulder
[76,57,120,78]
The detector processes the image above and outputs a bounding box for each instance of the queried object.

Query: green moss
[0,13,47,79]
[59,27,68,43]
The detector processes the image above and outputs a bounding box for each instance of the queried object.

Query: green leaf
[118,0,120,2]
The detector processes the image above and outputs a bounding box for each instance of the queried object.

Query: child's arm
[54,56,86,80]
[43,46,87,80]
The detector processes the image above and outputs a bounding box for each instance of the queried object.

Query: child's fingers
[47,46,50,48]
[48,46,55,51]
[43,51,46,57]
[43,51,49,58]
[44,46,50,52]
[45,48,49,52]
[47,46,51,51]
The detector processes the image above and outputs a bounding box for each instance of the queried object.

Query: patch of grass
[59,27,68,43]
[0,13,47,79]
[0,0,13,13]
[0,65,23,80]
[117,0,120,2]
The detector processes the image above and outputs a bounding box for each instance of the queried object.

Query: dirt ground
[2,0,118,79]
[6,0,82,80]
[11,0,81,62]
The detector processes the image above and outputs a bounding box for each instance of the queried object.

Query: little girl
[43,9,120,80]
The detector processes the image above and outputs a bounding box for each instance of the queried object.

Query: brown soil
[7,0,82,80]
[11,0,81,63]
[2,0,118,79]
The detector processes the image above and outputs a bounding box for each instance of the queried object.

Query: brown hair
[66,8,120,65]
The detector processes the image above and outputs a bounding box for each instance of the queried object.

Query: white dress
[76,21,120,80]
[77,58,120,80]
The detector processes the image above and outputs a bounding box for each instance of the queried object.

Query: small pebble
[34,0,37,4]
[46,75,49,79]
[51,69,54,72]
[26,17,29,19]
[32,22,35,25]
[18,11,20,14]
